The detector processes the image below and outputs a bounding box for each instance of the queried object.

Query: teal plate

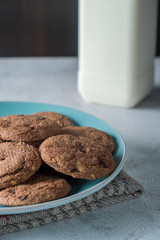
[0,101,126,215]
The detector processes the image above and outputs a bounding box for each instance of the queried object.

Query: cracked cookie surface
[0,142,42,189]
[0,114,61,142]
[61,126,115,152]
[32,111,74,128]
[0,173,71,206]
[39,135,115,180]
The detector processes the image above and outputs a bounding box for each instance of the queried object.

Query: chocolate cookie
[0,173,71,206]
[0,142,42,189]
[61,126,115,152]
[39,135,115,180]
[0,114,61,142]
[32,111,74,128]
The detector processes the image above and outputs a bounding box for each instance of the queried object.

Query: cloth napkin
[0,170,143,235]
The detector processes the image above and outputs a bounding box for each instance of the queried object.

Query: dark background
[0,0,159,57]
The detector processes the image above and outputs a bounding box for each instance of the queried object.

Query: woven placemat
[0,170,143,235]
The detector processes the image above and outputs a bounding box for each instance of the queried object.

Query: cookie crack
[0,159,32,179]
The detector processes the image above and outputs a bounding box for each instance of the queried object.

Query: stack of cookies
[0,112,115,206]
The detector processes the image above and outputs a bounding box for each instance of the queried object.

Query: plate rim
[0,101,126,215]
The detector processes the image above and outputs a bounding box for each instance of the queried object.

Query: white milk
[78,0,158,107]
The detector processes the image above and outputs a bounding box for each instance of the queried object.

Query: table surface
[0,57,160,240]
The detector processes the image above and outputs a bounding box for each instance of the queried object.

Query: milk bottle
[78,0,158,107]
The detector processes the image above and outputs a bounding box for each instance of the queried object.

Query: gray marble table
[0,57,160,240]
